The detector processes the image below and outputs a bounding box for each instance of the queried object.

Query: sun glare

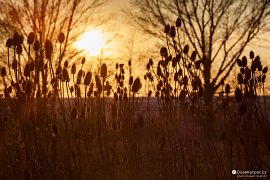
[75,30,105,57]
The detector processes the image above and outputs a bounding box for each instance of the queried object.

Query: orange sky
[87,0,270,93]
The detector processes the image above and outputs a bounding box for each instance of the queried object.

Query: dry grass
[0,30,269,180]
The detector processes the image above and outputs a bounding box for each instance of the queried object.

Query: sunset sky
[75,0,270,63]
[72,0,270,94]
[75,0,157,59]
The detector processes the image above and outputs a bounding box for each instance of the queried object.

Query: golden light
[75,30,105,57]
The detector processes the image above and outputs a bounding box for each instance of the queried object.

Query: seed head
[146,63,150,70]
[18,35,24,44]
[84,72,92,85]
[33,41,40,51]
[237,73,243,84]
[45,40,53,58]
[164,25,170,34]
[64,61,68,68]
[249,51,254,59]
[149,58,153,66]
[95,75,102,93]
[12,60,17,69]
[27,32,35,44]
[225,84,230,94]
[101,64,107,78]
[236,59,242,67]
[58,32,65,43]
[170,26,176,38]
[13,32,20,46]
[6,38,13,48]
[190,51,196,61]
[176,17,181,27]
[129,76,133,85]
[62,68,70,82]
[262,67,268,74]
[1,67,7,77]
[71,64,76,74]
[16,45,22,54]
[160,47,168,57]
[183,44,189,54]
[132,78,141,93]
[81,57,86,64]
[242,56,247,67]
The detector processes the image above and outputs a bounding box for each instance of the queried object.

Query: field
[0,31,270,180]
[0,95,269,179]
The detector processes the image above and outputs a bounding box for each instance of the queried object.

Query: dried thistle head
[16,45,22,54]
[190,51,197,61]
[27,32,35,44]
[164,24,170,34]
[1,67,7,77]
[84,72,92,86]
[33,41,40,51]
[45,40,53,59]
[249,51,254,59]
[12,32,20,46]
[160,47,168,58]
[225,84,230,94]
[58,32,65,43]
[95,75,102,93]
[12,60,17,70]
[132,78,141,93]
[237,73,243,84]
[6,38,13,48]
[64,61,68,68]
[242,56,247,67]
[129,76,133,86]
[71,64,76,74]
[176,17,181,28]
[81,57,86,65]
[18,35,24,45]
[101,64,107,78]
[62,68,70,82]
[262,67,268,74]
[183,44,189,54]
[170,26,176,38]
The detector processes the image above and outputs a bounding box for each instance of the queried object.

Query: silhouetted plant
[0,31,269,180]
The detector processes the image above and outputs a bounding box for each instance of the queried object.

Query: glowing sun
[75,30,105,56]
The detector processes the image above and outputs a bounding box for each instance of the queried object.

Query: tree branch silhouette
[128,0,270,103]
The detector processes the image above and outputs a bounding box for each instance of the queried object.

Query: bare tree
[0,0,107,63]
[0,0,107,96]
[127,0,270,103]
